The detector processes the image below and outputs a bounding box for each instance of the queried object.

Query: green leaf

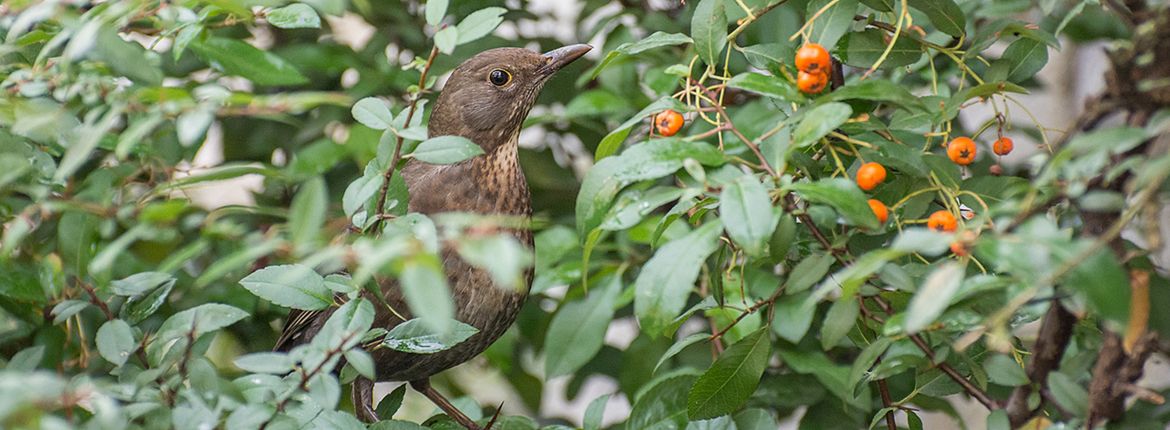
[578,137,724,234]
[400,257,455,333]
[984,354,1028,386]
[807,0,860,49]
[788,253,835,294]
[859,0,894,12]
[234,352,295,374]
[112,272,174,296]
[544,276,620,377]
[600,186,686,231]
[7,345,45,371]
[741,43,796,69]
[841,29,922,70]
[789,178,879,229]
[375,385,408,419]
[687,328,772,420]
[907,0,966,38]
[289,177,327,253]
[628,374,695,430]
[456,234,532,289]
[52,300,90,324]
[635,220,724,336]
[382,318,479,354]
[847,337,893,396]
[149,303,249,363]
[240,264,332,311]
[772,291,815,342]
[190,37,308,86]
[434,26,458,54]
[767,212,797,262]
[175,108,213,147]
[595,96,687,160]
[1047,372,1089,416]
[267,4,321,29]
[583,394,611,430]
[119,275,176,324]
[94,26,163,85]
[890,229,951,256]
[1064,247,1129,325]
[691,0,728,66]
[565,89,633,118]
[792,102,853,149]
[720,176,777,256]
[734,408,780,430]
[343,161,385,218]
[1065,126,1148,156]
[352,98,395,130]
[943,82,1029,121]
[96,319,136,366]
[585,32,692,81]
[987,410,1011,430]
[988,38,1048,83]
[425,0,448,27]
[655,332,709,374]
[904,262,964,333]
[820,298,858,350]
[314,298,375,351]
[412,135,484,164]
[455,7,506,44]
[778,349,869,409]
[726,72,802,103]
[55,104,122,183]
[344,349,375,379]
[824,80,926,111]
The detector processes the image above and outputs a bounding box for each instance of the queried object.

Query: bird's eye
[488,69,511,86]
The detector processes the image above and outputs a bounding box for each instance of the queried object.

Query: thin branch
[78,279,114,321]
[875,370,898,430]
[371,45,441,233]
[695,82,780,178]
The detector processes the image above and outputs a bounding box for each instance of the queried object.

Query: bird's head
[429,44,591,151]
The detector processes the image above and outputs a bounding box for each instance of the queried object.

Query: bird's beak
[539,44,592,76]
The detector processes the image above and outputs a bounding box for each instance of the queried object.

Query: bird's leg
[410,379,482,430]
[352,377,378,423]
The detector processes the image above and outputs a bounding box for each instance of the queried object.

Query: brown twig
[371,45,441,233]
[874,367,898,430]
[694,82,779,178]
[78,279,114,321]
[791,201,999,409]
[259,330,358,429]
[709,281,787,342]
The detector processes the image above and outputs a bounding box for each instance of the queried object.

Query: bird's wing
[273,307,326,351]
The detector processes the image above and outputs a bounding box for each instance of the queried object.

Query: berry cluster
[795,43,831,94]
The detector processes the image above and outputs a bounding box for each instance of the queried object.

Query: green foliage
[1,0,1168,429]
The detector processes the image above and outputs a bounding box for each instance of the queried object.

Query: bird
[273,44,592,429]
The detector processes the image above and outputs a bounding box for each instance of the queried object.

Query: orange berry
[868,199,889,224]
[654,110,684,137]
[947,137,977,165]
[855,162,887,191]
[950,241,969,256]
[794,43,831,74]
[989,164,1003,176]
[797,70,829,94]
[950,231,977,256]
[993,137,1014,156]
[927,210,958,232]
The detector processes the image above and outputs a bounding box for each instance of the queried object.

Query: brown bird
[274,44,591,428]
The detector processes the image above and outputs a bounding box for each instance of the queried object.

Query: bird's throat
[402,135,531,218]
